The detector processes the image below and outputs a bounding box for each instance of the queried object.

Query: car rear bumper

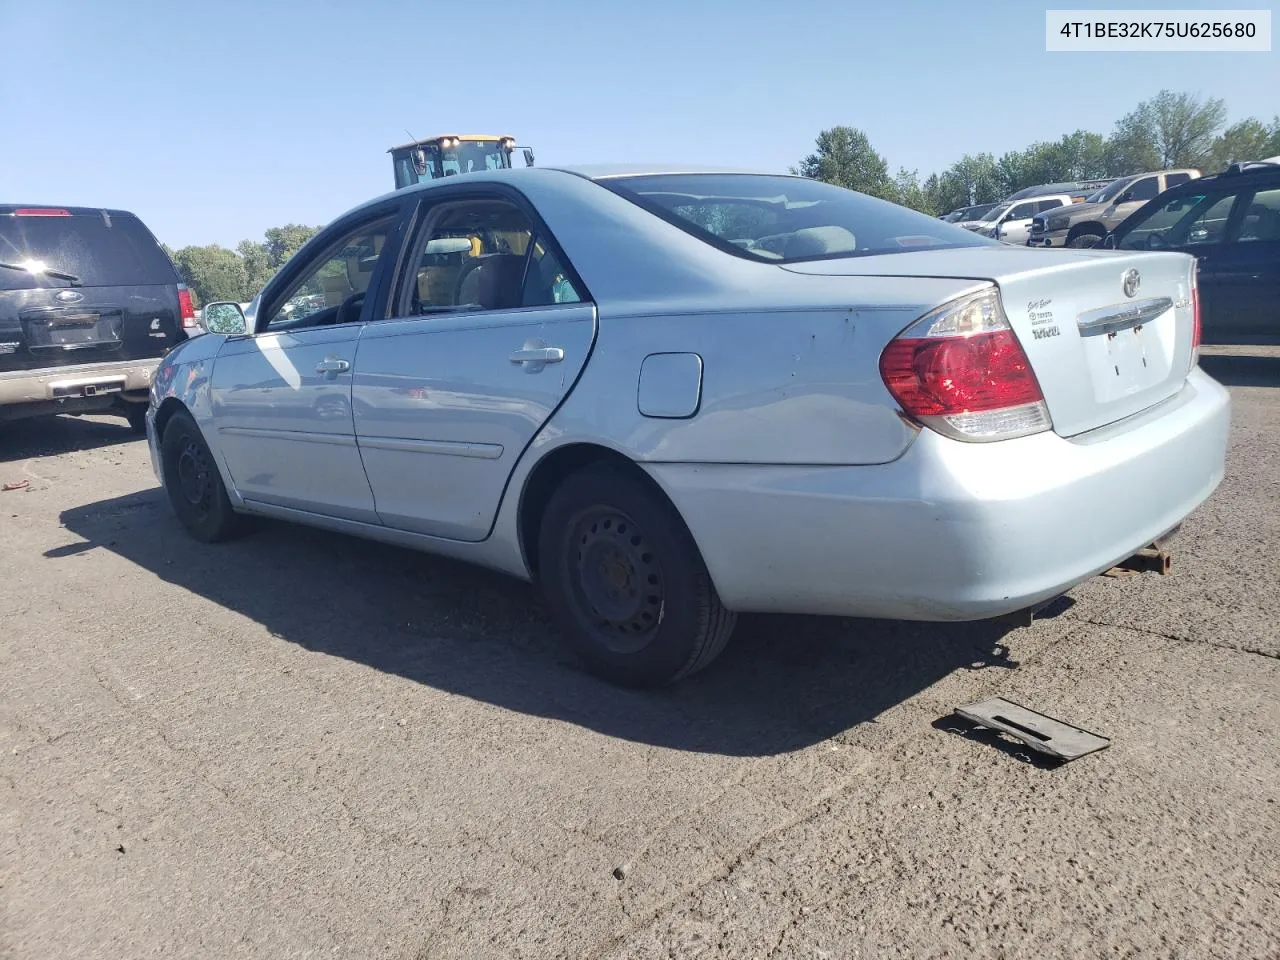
[0,357,158,406]
[644,367,1231,621]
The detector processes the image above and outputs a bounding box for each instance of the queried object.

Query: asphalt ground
[2,345,1277,959]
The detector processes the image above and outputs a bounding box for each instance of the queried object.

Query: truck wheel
[160,410,248,543]
[537,462,737,687]
[1068,232,1103,248]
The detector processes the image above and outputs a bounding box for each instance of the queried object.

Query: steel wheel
[568,506,664,653]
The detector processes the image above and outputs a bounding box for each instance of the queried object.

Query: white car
[147,166,1230,686]
[975,195,1075,245]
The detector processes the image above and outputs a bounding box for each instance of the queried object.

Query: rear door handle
[315,357,350,376]
[509,347,564,364]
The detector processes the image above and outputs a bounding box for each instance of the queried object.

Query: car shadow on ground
[1199,353,1280,388]
[56,490,1046,758]
[0,414,139,462]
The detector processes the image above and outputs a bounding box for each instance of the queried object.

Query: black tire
[1068,231,1103,249]
[159,410,248,543]
[122,404,147,435]
[537,462,737,687]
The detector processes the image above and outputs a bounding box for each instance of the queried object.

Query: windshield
[1094,177,1134,203]
[978,203,1010,223]
[395,140,510,186]
[600,173,994,263]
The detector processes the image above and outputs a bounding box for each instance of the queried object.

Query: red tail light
[879,287,1052,442]
[14,208,71,217]
[177,287,197,329]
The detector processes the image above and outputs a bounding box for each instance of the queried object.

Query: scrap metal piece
[954,696,1110,762]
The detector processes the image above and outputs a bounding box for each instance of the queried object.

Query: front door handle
[315,357,350,377]
[509,340,564,373]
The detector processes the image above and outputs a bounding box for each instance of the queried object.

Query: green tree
[170,244,249,307]
[891,168,935,215]
[793,126,896,200]
[1107,90,1227,172]
[939,153,1002,207]
[263,224,321,268]
[1207,117,1280,170]
[236,238,274,294]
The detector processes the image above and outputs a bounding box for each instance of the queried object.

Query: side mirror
[202,301,248,336]
[523,148,535,167]
[1101,233,1117,250]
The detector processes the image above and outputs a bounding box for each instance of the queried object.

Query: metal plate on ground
[954,697,1110,762]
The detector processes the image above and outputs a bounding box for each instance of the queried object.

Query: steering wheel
[335,291,365,326]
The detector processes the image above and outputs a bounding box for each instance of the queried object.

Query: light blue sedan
[148,165,1231,686]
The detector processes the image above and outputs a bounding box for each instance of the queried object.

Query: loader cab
[390,135,534,189]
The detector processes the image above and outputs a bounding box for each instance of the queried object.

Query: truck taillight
[177,287,197,329]
[879,287,1052,442]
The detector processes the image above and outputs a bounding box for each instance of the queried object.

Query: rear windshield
[598,173,994,263]
[0,211,177,290]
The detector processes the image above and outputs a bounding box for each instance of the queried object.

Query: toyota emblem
[1122,269,1140,298]
[54,289,84,304]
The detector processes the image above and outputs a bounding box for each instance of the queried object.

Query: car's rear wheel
[537,462,737,687]
[160,410,248,543]
[1068,231,1103,248]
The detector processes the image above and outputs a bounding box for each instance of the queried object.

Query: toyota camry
[147,165,1231,686]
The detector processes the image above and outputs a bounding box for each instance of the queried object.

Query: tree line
[795,89,1280,215]
[162,223,321,309]
[165,89,1279,305]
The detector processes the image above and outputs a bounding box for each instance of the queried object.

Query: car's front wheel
[160,410,249,543]
[537,462,737,687]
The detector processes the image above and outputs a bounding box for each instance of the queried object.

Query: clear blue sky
[1,0,1274,249]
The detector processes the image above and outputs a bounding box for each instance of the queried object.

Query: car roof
[0,204,141,218]
[549,163,782,179]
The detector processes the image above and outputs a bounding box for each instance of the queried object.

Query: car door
[352,188,596,541]
[997,201,1039,244]
[209,207,405,522]
[1109,174,1161,226]
[1208,183,1280,342]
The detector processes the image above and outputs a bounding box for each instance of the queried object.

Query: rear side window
[0,211,177,290]
[1166,173,1192,187]
[1037,199,1065,212]
[600,173,992,263]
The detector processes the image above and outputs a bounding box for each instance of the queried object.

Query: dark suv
[0,205,195,432]
[1107,161,1280,344]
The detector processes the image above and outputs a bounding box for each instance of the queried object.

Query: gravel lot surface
[2,346,1277,959]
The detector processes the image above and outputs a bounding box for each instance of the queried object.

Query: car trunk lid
[781,247,1198,438]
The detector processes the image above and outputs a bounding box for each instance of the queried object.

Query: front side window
[599,173,993,263]
[1237,187,1280,242]
[1127,177,1160,202]
[1007,202,1038,220]
[1117,192,1236,250]
[264,216,397,330]
[397,197,582,317]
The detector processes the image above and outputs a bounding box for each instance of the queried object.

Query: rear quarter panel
[539,274,979,466]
